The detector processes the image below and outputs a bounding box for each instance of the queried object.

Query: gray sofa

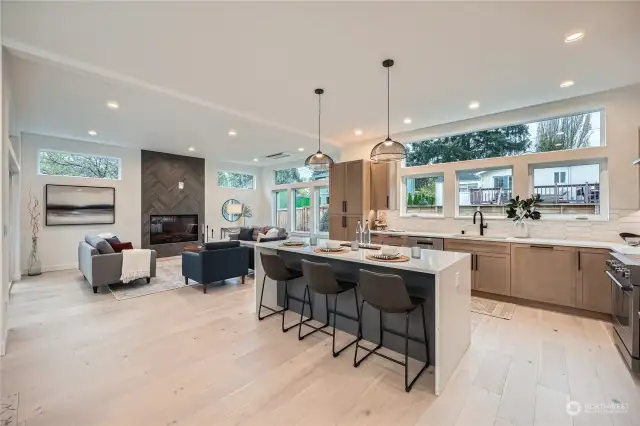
[78,236,157,294]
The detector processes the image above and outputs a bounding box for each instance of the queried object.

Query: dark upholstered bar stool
[298,259,360,357]
[259,253,309,332]
[354,269,430,392]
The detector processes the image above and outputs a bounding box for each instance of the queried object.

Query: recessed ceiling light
[228,129,237,136]
[298,147,305,152]
[188,147,195,152]
[564,31,584,43]
[560,80,574,88]
[354,129,363,136]
[403,117,412,124]
[106,101,119,109]
[253,158,258,162]
[88,130,97,136]
[468,101,480,110]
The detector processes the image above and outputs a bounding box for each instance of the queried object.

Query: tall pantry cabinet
[328,160,371,240]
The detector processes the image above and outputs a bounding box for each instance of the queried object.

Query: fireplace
[150,214,199,245]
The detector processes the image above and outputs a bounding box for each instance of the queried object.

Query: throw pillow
[265,228,279,238]
[110,242,133,253]
[238,228,253,241]
[95,239,115,254]
[105,236,121,246]
[97,232,115,238]
[257,232,267,242]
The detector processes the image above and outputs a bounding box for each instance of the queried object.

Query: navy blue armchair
[182,241,249,293]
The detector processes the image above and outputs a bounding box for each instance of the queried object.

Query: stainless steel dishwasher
[407,236,444,251]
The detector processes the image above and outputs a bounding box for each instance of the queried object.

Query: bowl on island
[325,240,341,250]
[381,245,398,256]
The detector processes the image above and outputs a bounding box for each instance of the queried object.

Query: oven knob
[623,269,631,279]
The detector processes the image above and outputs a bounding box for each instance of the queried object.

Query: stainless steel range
[607,252,640,372]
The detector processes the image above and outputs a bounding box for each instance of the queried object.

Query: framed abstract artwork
[45,184,115,226]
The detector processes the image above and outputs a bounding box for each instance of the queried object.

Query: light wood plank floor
[2,267,640,426]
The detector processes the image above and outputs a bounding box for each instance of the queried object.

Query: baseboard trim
[22,263,77,275]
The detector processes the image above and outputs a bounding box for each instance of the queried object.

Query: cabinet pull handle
[578,251,581,270]
[530,245,554,250]
[471,254,475,270]
[386,195,389,208]
[342,216,346,228]
[342,201,346,212]
[345,201,348,212]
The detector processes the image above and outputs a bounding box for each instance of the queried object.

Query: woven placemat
[365,254,410,263]
[313,248,350,254]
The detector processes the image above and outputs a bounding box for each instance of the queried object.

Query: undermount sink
[451,234,508,240]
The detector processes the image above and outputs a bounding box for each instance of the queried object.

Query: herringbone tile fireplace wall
[141,150,205,257]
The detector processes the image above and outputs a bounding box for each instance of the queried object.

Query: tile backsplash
[379,209,640,243]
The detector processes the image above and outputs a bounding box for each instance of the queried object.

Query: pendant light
[370,59,407,162]
[305,88,335,171]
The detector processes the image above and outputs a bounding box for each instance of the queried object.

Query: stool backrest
[358,269,413,312]
[301,259,342,295]
[260,252,293,281]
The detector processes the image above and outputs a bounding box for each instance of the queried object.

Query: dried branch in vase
[28,189,41,238]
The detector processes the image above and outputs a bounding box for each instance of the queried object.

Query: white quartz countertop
[371,230,640,255]
[254,239,469,274]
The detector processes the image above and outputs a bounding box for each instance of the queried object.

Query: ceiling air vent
[265,152,290,160]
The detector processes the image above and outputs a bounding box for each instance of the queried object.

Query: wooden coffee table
[183,244,203,253]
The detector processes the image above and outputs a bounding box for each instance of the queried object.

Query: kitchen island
[253,240,471,395]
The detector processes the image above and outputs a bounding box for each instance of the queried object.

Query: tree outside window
[218,172,254,189]
[39,150,120,180]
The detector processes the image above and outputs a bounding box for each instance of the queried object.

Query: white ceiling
[3,1,640,165]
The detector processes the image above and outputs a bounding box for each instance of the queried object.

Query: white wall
[20,133,141,272]
[336,84,640,242]
[205,161,264,239]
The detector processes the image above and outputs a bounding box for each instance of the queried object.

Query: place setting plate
[280,241,307,248]
[313,247,350,254]
[365,252,410,262]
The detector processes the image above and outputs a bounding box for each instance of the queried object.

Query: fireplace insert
[150,214,199,245]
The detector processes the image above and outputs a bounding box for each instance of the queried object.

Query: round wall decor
[221,199,242,222]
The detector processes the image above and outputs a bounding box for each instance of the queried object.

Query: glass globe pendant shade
[305,150,334,171]
[370,137,406,162]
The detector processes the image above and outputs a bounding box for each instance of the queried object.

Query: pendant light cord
[318,92,322,152]
[387,65,390,139]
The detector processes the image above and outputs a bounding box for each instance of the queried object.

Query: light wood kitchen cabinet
[370,234,385,245]
[576,248,611,314]
[510,244,576,307]
[444,239,510,295]
[329,160,371,240]
[329,162,346,215]
[370,162,390,210]
[475,253,511,295]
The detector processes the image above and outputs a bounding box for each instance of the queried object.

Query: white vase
[512,220,529,238]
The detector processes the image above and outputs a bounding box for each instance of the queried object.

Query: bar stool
[258,253,310,333]
[298,259,360,357]
[353,269,430,392]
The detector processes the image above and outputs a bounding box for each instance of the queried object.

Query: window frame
[455,166,514,219]
[37,149,122,180]
[216,171,256,190]
[400,173,445,218]
[402,108,605,170]
[529,159,608,221]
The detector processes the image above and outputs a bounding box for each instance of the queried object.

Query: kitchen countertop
[371,230,640,255]
[254,239,469,274]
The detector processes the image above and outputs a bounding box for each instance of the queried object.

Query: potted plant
[506,194,542,238]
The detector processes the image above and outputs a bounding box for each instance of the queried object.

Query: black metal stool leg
[258,277,286,321]
[298,285,329,340]
[404,305,430,392]
[330,290,358,357]
[354,302,383,367]
[353,300,364,367]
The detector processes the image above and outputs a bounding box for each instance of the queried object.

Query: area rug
[108,257,197,300]
[470,296,515,320]
[1,393,19,426]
